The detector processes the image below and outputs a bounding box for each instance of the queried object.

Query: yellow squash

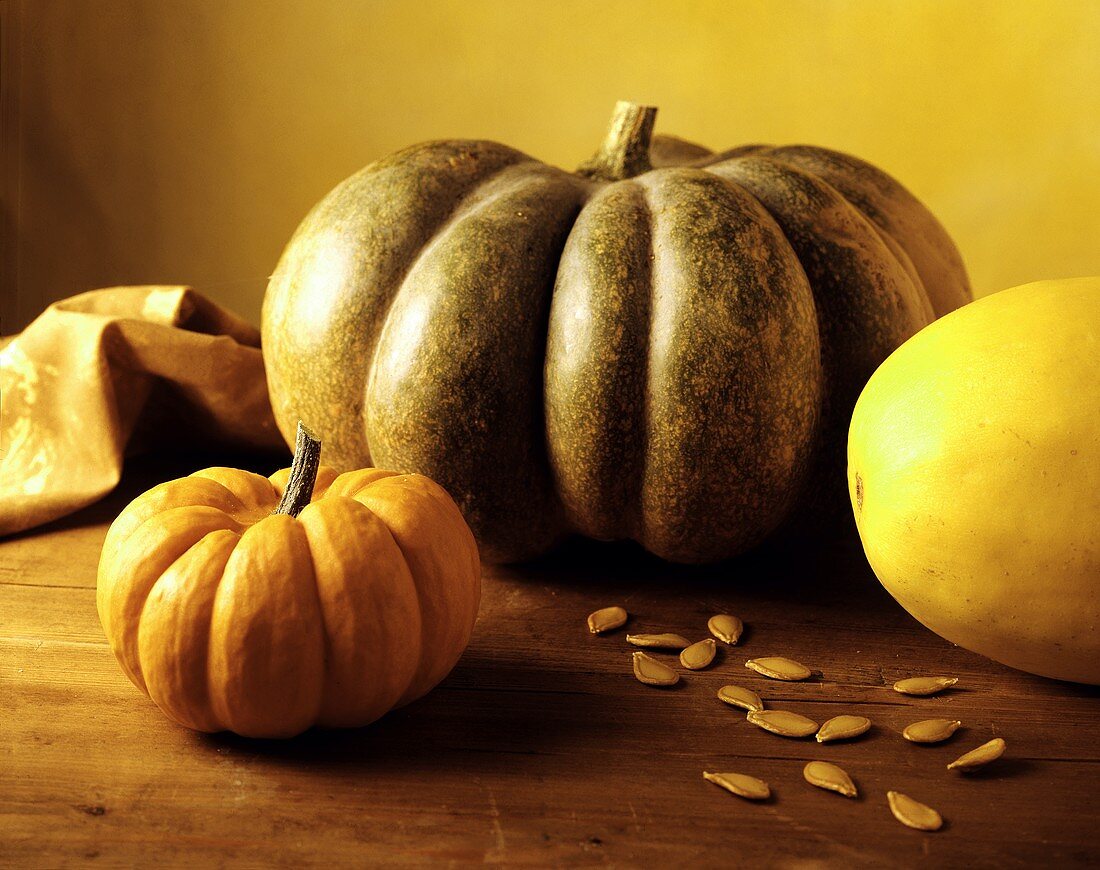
[848,278,1100,684]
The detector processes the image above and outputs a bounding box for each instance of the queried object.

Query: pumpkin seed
[587,605,627,634]
[680,638,717,670]
[803,761,858,798]
[746,709,818,738]
[707,614,744,645]
[892,676,958,696]
[886,791,943,832]
[703,771,770,801]
[717,684,764,712]
[627,633,691,650]
[632,651,679,686]
[948,737,1006,771]
[745,656,813,681]
[903,718,963,744]
[816,715,872,743]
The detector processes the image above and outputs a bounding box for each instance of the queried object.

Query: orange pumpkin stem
[577,100,657,182]
[274,422,321,518]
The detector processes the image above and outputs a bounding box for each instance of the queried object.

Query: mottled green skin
[264,142,585,561]
[754,146,971,319]
[546,170,819,562]
[364,161,586,561]
[262,131,969,564]
[702,156,936,524]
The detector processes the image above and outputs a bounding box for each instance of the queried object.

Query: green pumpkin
[262,102,969,563]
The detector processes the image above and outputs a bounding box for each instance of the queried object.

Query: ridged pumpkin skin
[848,279,1100,684]
[96,464,480,738]
[263,105,969,563]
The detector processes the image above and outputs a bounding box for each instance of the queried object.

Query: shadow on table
[496,524,890,607]
[197,650,615,772]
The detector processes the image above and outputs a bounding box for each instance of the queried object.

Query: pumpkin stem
[577,101,657,182]
[274,422,321,518]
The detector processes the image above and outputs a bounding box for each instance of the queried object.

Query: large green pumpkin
[262,102,969,563]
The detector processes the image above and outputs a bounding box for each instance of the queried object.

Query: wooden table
[4,454,1098,867]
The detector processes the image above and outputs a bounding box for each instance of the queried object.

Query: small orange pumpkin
[96,424,481,738]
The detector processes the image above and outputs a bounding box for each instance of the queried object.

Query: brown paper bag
[0,286,287,536]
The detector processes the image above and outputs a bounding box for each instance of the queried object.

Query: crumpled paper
[0,286,287,536]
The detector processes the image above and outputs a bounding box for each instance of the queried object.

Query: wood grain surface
[3,454,1098,867]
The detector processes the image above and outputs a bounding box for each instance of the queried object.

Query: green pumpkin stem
[274,422,321,518]
[577,101,657,182]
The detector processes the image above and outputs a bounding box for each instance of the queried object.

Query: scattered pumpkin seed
[716,684,764,712]
[703,771,770,801]
[803,761,858,798]
[903,718,963,744]
[627,633,691,650]
[816,715,872,743]
[746,709,819,738]
[680,638,717,670]
[707,614,744,645]
[892,676,958,696]
[632,651,679,686]
[948,737,1006,771]
[587,606,628,634]
[745,656,813,681]
[886,791,943,832]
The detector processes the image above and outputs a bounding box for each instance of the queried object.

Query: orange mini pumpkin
[96,424,481,738]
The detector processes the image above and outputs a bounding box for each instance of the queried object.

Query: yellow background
[4,0,1099,331]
